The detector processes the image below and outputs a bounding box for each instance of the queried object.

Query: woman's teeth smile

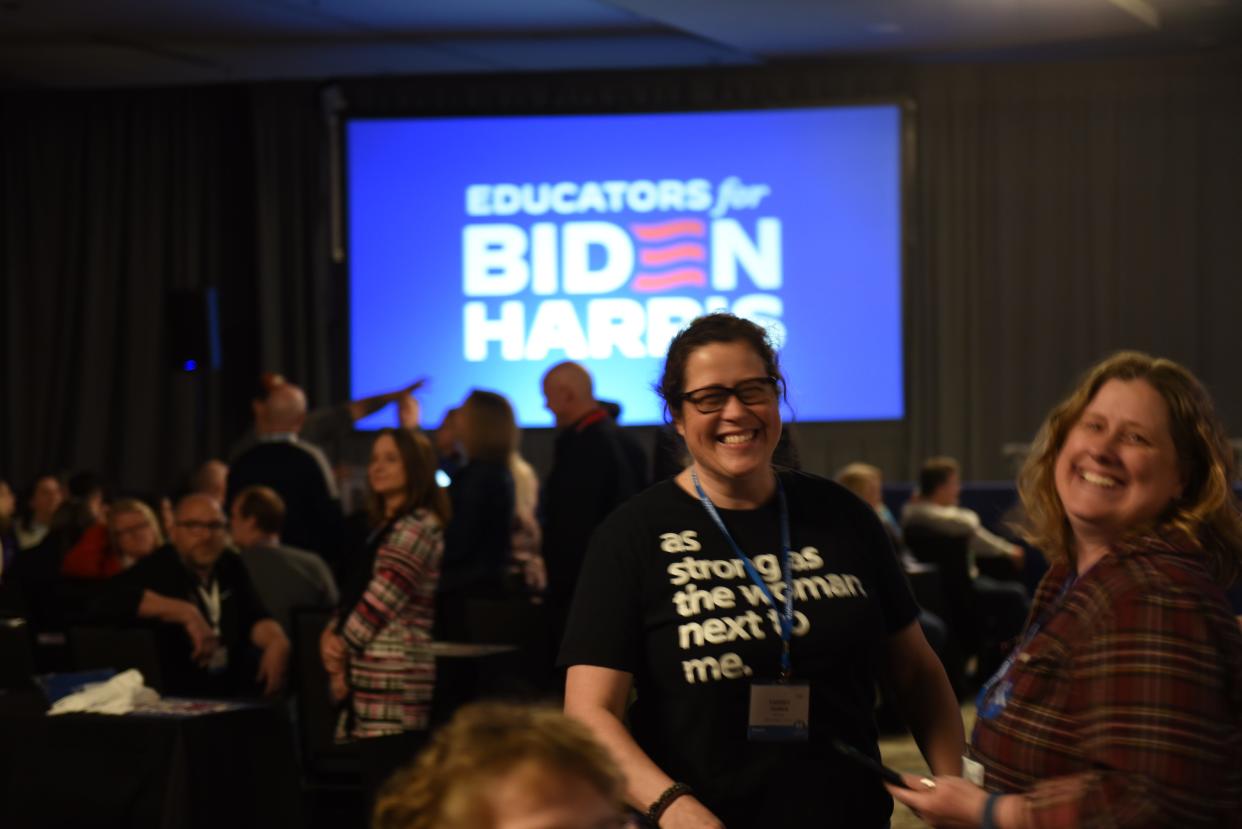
[1080,469,1120,488]
[719,431,757,445]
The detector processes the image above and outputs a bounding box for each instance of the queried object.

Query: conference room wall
[1,47,1238,496]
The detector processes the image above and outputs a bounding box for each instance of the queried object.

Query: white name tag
[962,755,985,787]
[748,682,810,741]
[207,645,229,674]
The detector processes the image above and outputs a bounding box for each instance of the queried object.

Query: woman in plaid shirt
[893,352,1242,828]
[321,428,450,805]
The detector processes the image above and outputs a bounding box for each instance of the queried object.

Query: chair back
[902,528,982,654]
[0,618,35,689]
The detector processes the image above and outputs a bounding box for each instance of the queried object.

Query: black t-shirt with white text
[560,471,919,828]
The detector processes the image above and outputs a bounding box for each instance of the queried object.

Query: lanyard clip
[779,642,792,683]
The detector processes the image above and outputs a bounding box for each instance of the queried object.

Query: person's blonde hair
[107,498,165,549]
[835,463,881,501]
[1018,351,1242,583]
[372,703,624,829]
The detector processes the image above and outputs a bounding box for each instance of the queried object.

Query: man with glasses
[92,494,289,698]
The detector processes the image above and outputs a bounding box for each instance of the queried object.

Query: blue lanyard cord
[976,577,1075,715]
[691,470,794,681]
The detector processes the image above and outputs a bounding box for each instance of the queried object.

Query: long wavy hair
[367,428,451,528]
[1018,351,1242,584]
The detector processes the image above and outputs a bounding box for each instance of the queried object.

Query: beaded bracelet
[646,781,693,825]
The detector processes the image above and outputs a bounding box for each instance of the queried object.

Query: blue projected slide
[347,105,903,428]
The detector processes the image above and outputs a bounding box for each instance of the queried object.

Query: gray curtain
[2,48,1240,495]
[907,48,1242,480]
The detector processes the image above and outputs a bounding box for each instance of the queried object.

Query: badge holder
[748,680,810,741]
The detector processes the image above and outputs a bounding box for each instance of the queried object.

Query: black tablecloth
[0,692,302,829]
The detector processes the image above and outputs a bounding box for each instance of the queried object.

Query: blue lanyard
[976,576,1074,718]
[691,470,795,681]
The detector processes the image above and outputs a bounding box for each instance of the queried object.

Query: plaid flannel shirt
[970,537,1242,828]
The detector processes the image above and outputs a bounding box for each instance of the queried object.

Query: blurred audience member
[109,499,164,567]
[836,462,951,678]
[158,496,176,537]
[226,380,344,568]
[437,390,517,640]
[837,462,909,563]
[230,484,339,637]
[902,457,1025,574]
[902,457,1030,679]
[48,471,109,577]
[0,480,16,580]
[508,434,545,597]
[61,497,163,579]
[91,494,288,697]
[540,362,643,652]
[599,399,651,493]
[323,428,448,811]
[16,474,62,551]
[229,372,425,466]
[190,459,229,505]
[372,702,626,829]
[434,406,465,478]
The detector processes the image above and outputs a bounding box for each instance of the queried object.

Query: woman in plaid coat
[321,428,451,798]
[892,352,1242,828]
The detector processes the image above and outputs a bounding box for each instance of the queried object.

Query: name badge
[207,645,229,674]
[748,682,810,741]
[962,756,985,787]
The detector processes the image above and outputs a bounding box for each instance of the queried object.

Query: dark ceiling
[2,0,1240,88]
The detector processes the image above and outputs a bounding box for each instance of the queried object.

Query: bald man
[540,362,647,659]
[91,494,289,697]
[226,379,344,567]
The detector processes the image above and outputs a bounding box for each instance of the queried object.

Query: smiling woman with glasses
[678,376,779,414]
[561,312,963,828]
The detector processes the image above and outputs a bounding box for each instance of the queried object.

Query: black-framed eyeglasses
[679,377,779,414]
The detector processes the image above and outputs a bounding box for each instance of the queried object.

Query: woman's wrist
[646,781,693,825]
[981,793,1025,829]
[979,793,1001,829]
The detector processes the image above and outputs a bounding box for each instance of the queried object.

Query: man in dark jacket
[540,362,647,652]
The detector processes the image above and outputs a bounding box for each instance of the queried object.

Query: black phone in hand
[831,739,911,789]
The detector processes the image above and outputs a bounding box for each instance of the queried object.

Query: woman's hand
[887,775,990,828]
[659,794,725,828]
[320,626,347,673]
[327,670,349,704]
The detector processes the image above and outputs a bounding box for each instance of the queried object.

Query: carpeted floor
[879,703,977,829]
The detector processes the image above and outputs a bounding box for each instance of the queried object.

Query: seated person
[90,494,288,697]
[372,702,625,829]
[836,462,951,678]
[61,497,163,579]
[901,457,1025,575]
[902,457,1030,673]
[229,484,339,638]
[15,474,62,552]
[837,462,914,565]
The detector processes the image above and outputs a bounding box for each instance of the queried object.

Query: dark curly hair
[657,313,785,420]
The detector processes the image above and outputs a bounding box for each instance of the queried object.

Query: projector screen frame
[332,79,917,434]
